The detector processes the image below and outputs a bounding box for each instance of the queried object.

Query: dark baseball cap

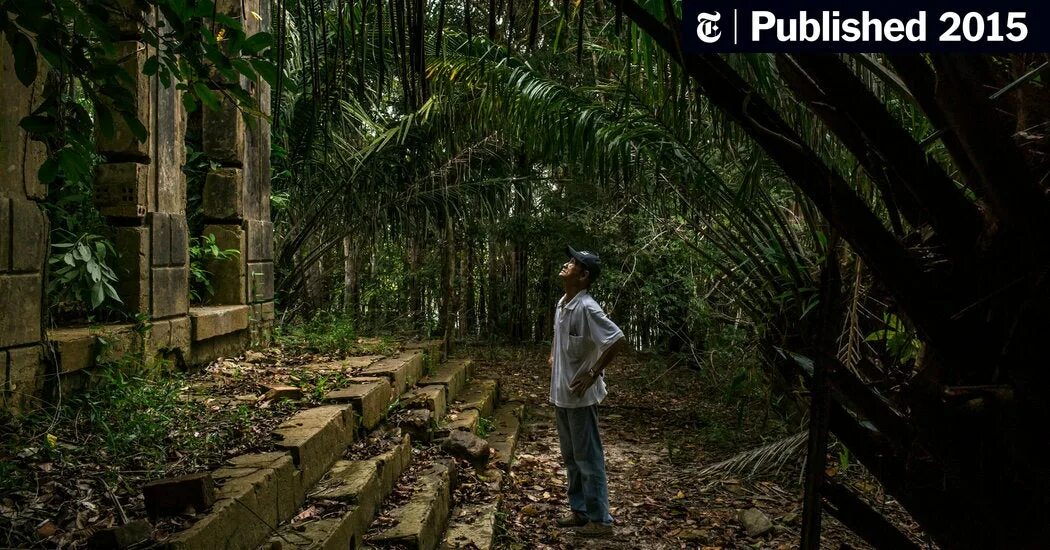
[566,246,602,281]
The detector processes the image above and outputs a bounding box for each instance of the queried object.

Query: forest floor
[465,343,932,549]
[0,338,931,549]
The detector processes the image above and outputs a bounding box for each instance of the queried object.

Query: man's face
[559,258,587,283]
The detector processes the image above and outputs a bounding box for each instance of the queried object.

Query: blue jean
[555,405,612,524]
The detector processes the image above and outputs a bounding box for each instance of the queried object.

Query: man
[549,246,625,538]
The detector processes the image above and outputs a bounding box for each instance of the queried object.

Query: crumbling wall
[0,38,49,414]
[0,3,274,415]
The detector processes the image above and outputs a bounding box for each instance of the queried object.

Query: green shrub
[189,233,240,303]
[47,230,123,318]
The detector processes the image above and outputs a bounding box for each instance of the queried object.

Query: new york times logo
[682,0,1047,52]
[696,12,722,43]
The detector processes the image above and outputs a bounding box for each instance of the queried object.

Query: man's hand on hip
[568,367,599,397]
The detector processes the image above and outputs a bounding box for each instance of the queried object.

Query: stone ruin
[0,0,275,415]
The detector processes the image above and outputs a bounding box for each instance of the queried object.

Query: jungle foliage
[11,0,1050,545]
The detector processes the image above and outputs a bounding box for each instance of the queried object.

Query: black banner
[680,0,1050,52]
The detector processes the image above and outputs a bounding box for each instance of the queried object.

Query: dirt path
[468,344,923,549]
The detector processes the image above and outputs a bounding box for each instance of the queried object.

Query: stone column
[201,0,275,346]
[93,6,190,360]
[0,36,48,414]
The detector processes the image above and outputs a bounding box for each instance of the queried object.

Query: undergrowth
[275,311,399,356]
[0,354,291,491]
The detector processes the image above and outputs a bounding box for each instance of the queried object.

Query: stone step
[403,339,447,367]
[436,409,479,439]
[439,401,525,550]
[404,385,447,420]
[361,351,426,396]
[262,435,413,550]
[272,405,357,490]
[323,378,392,430]
[441,499,501,550]
[163,452,301,550]
[300,355,384,372]
[450,378,499,418]
[419,359,473,404]
[369,460,458,550]
[488,401,525,472]
[162,403,363,549]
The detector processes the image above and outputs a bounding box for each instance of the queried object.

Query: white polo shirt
[550,290,624,408]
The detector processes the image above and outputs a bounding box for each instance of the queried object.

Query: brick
[406,385,447,421]
[49,327,97,374]
[262,385,302,401]
[259,301,275,321]
[95,42,150,159]
[0,349,7,409]
[396,409,434,444]
[86,519,152,550]
[369,461,456,550]
[324,379,391,430]
[245,219,273,261]
[152,265,189,319]
[271,405,356,489]
[189,328,248,366]
[153,76,187,214]
[361,358,410,396]
[0,198,9,271]
[165,454,300,550]
[6,346,43,415]
[202,168,243,221]
[453,379,499,418]
[143,472,216,520]
[268,507,367,550]
[248,261,274,303]
[404,339,445,366]
[149,212,172,266]
[170,215,189,266]
[375,435,413,498]
[489,402,525,472]
[310,460,380,525]
[441,408,480,437]
[0,274,41,348]
[168,315,191,352]
[95,162,148,218]
[402,350,425,387]
[190,305,250,341]
[0,40,46,199]
[202,224,246,305]
[202,97,245,166]
[420,359,471,403]
[111,226,150,314]
[442,500,500,550]
[9,198,47,272]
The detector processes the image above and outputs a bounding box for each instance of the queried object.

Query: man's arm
[568,337,625,397]
[590,337,625,376]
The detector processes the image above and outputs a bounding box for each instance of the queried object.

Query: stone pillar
[201,0,275,346]
[0,36,48,414]
[93,6,190,360]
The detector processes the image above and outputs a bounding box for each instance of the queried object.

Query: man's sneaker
[576,521,614,538]
[555,511,588,528]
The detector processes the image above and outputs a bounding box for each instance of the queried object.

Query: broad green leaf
[5,30,38,86]
[91,283,105,309]
[240,32,273,55]
[143,55,160,76]
[193,82,221,111]
[38,158,60,184]
[250,58,277,86]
